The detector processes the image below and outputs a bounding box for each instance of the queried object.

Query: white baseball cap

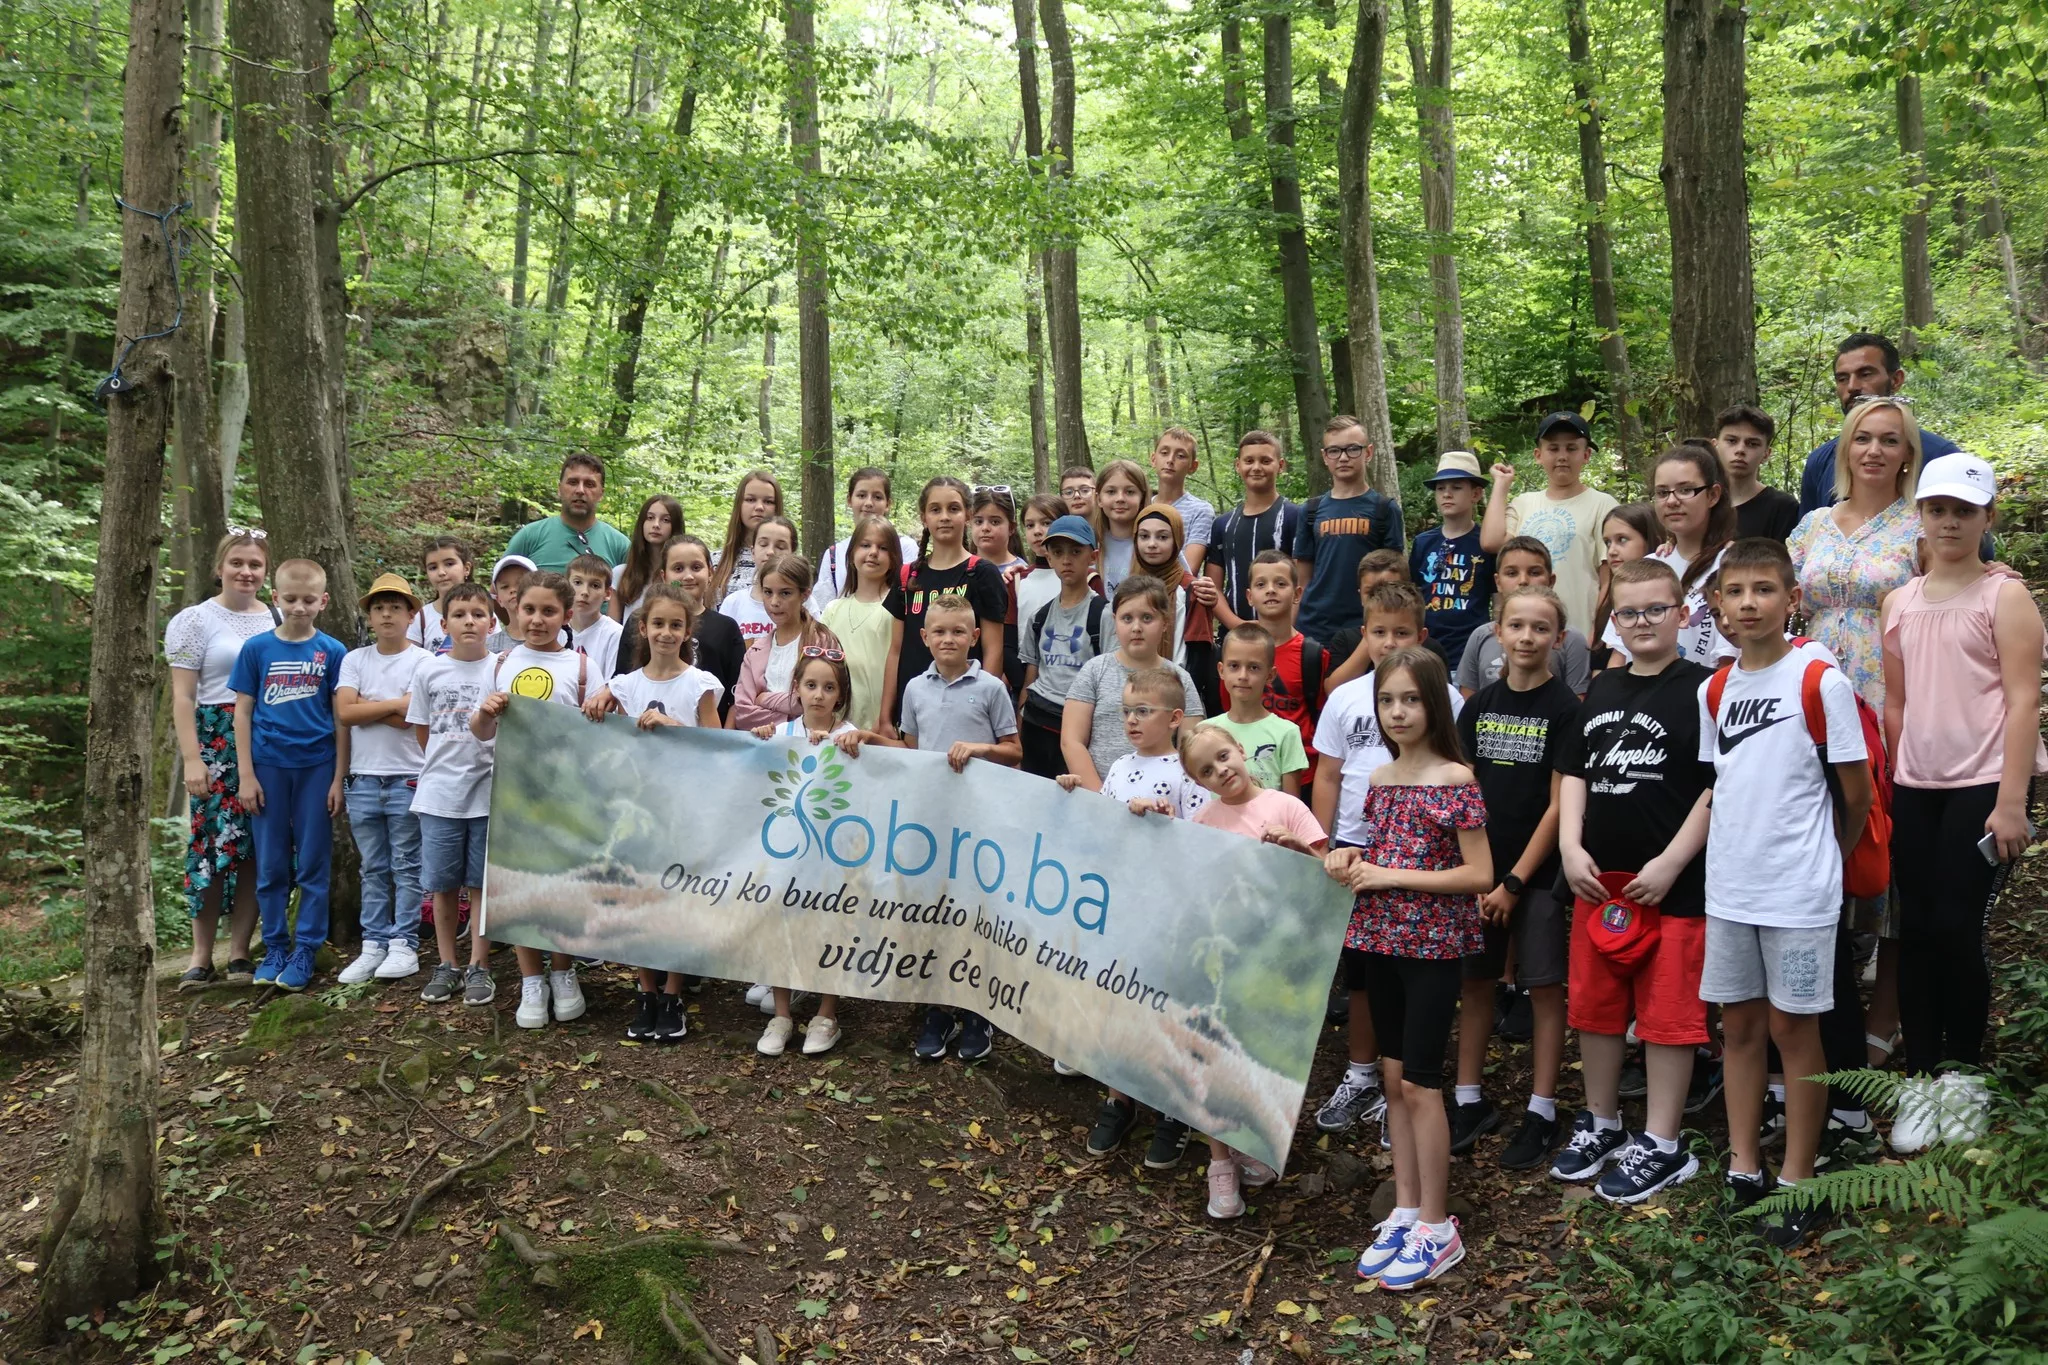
[1914,453,1997,506]
[490,553,538,583]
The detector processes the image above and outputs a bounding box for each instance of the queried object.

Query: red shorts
[1567,908,1708,1047]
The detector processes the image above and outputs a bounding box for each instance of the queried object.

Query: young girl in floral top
[1324,646,1491,1292]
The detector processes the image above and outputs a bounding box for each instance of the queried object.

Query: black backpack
[1027,593,1110,659]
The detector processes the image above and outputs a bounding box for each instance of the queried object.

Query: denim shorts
[418,813,489,894]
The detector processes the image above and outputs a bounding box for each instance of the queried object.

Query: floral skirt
[184,703,252,918]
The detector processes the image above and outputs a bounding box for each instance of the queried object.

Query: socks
[1776,1175,1799,1188]
[1646,1131,1680,1155]
[1526,1094,1558,1122]
[1768,1082,1787,1102]
[1453,1084,1483,1105]
[1592,1113,1623,1133]
[1390,1204,1421,1226]
[1420,1218,1457,1242]
[1729,1166,1765,1182]
[1347,1061,1381,1088]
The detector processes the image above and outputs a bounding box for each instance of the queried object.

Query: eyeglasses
[1123,704,1173,719]
[226,526,269,541]
[1652,484,1710,503]
[1611,604,1677,627]
[800,646,845,662]
[1320,443,1370,460]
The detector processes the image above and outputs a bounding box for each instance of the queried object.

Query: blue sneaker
[1355,1214,1416,1280]
[275,945,317,993]
[914,1008,959,1061]
[252,950,286,986]
[1377,1219,1464,1291]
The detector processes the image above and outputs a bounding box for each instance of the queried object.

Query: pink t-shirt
[1192,786,1327,848]
[1883,573,2048,789]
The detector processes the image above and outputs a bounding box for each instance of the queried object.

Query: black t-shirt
[1735,487,1801,542]
[1458,675,1579,892]
[691,609,746,723]
[1207,499,1303,621]
[1554,660,1715,917]
[895,555,1009,715]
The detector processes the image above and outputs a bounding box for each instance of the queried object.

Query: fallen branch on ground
[394,1082,537,1234]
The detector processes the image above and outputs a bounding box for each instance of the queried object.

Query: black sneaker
[224,958,256,985]
[1617,1057,1649,1100]
[1760,1192,1831,1248]
[625,992,660,1041]
[1594,1135,1700,1205]
[1684,1055,1724,1115]
[1086,1097,1139,1157]
[655,993,688,1043]
[1759,1092,1787,1149]
[1724,1169,1771,1214]
[1447,1097,1500,1155]
[1144,1117,1190,1170]
[420,962,461,1003]
[914,1008,960,1060]
[1497,987,1534,1043]
[1499,1110,1560,1171]
[1815,1113,1879,1170]
[177,966,216,994]
[1314,1074,1387,1133]
[955,1013,994,1062]
[1550,1111,1630,1182]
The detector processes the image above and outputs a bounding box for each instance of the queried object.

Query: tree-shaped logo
[761,747,853,858]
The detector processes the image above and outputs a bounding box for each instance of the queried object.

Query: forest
[5,0,2048,1358]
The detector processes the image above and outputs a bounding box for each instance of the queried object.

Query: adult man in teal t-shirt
[504,453,631,572]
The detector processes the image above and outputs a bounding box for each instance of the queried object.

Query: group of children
[165,416,2041,1291]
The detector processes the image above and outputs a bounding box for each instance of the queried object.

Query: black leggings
[1893,782,2013,1075]
[1359,952,1462,1090]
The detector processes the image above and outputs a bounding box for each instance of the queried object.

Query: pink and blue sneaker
[1355,1214,1417,1280]
[1378,1218,1464,1291]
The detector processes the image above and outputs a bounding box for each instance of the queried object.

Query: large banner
[481,698,1355,1170]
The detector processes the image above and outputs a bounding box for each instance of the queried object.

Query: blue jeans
[252,761,335,951]
[345,774,422,945]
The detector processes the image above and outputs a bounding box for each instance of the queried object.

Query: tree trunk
[505,0,557,428]
[1025,261,1051,491]
[172,0,226,605]
[1337,0,1400,499]
[37,0,177,1328]
[786,0,835,561]
[1565,0,1642,465]
[303,0,358,570]
[1983,184,2032,356]
[1039,0,1089,470]
[1661,0,1756,437]
[607,82,698,443]
[1329,334,1357,415]
[1013,0,1052,490]
[1897,73,1934,357]
[1400,0,1467,450]
[682,227,731,448]
[759,282,779,451]
[537,1,583,391]
[52,7,100,451]
[1263,11,1334,470]
[1144,313,1171,425]
[215,283,249,501]
[231,0,361,639]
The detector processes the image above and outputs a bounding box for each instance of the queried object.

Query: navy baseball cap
[1043,515,1097,550]
[1536,411,1596,446]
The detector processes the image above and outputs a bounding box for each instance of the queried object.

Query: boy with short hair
[1018,516,1114,778]
[1308,582,1461,1135]
[1326,552,1452,689]
[1455,537,1592,697]
[486,553,536,653]
[1450,586,1579,1168]
[567,552,624,679]
[1481,412,1618,640]
[1059,466,1098,522]
[1203,627,1308,796]
[1292,416,1405,643]
[335,573,432,984]
[1714,406,1800,542]
[409,583,501,1007]
[229,559,348,992]
[1149,426,1215,573]
[1204,431,1301,629]
[1245,551,1329,796]
[845,595,1020,1063]
[1700,538,1872,1247]
[1553,559,1714,1205]
[1410,451,1496,667]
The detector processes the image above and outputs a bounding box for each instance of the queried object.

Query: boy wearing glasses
[1292,415,1406,643]
[1481,412,1617,645]
[1552,559,1715,1205]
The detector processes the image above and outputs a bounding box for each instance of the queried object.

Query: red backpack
[1705,649,1892,899]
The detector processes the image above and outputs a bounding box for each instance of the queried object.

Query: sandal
[1865,1029,1900,1063]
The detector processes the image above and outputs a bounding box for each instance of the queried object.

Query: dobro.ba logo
[759,746,1110,932]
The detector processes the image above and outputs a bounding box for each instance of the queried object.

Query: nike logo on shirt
[1718,696,1796,753]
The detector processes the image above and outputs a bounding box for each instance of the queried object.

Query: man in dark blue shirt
[1799,332,1960,515]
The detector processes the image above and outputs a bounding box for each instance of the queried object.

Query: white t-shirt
[765,636,801,692]
[808,533,921,614]
[493,645,588,708]
[1698,651,1867,928]
[406,654,498,819]
[571,613,623,680]
[1654,545,1735,667]
[771,717,858,739]
[338,643,430,775]
[609,666,722,725]
[410,600,451,655]
[1101,751,1210,819]
[164,599,277,705]
[717,588,775,645]
[1016,567,1061,638]
[1313,668,1465,846]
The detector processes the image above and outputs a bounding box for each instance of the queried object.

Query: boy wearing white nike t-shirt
[1697,539,1872,1250]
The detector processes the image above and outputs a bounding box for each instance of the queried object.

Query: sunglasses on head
[801,646,846,662]
[1848,393,1914,409]
[227,525,269,541]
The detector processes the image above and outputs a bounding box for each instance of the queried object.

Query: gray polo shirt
[899,660,1018,754]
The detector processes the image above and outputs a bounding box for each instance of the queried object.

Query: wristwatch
[1500,872,1525,897]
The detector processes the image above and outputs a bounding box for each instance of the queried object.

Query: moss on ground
[479,1232,707,1361]
[243,994,332,1048]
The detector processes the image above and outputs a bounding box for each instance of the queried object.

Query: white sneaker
[549,968,586,1022]
[1052,1058,1079,1076]
[338,942,388,984]
[374,942,420,980]
[759,988,780,1015]
[802,1015,841,1055]
[757,1016,796,1056]
[744,982,772,1008]
[1938,1072,1991,1145]
[515,976,550,1029]
[1889,1076,1941,1154]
